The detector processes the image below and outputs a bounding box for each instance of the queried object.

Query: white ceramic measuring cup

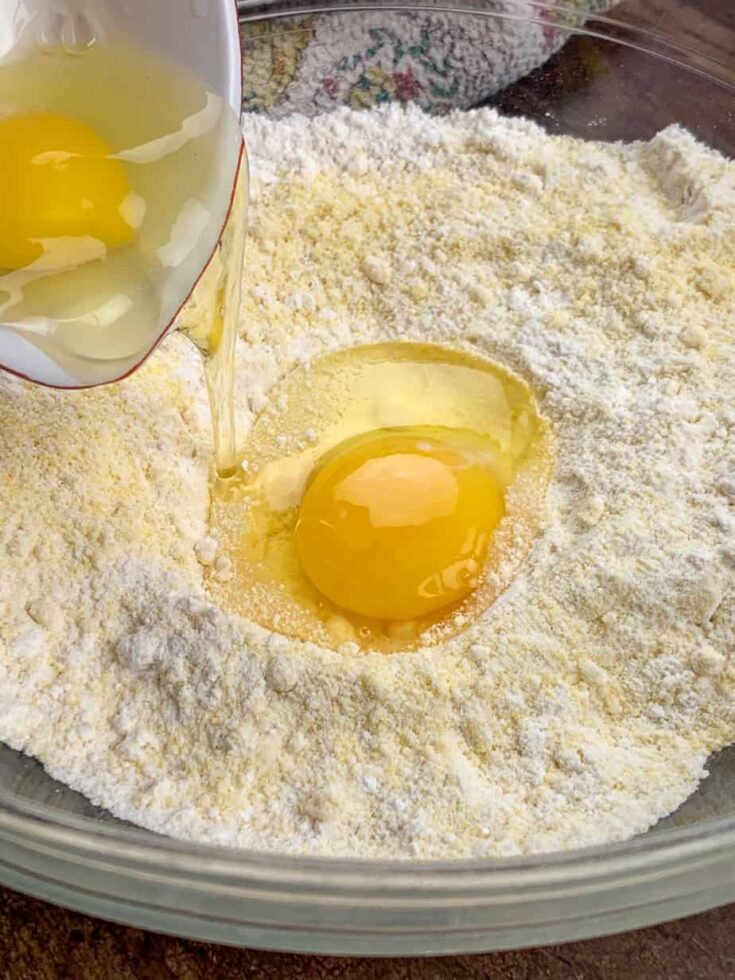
[0,0,243,388]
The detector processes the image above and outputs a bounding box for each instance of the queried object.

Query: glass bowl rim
[2,0,735,908]
[3,781,735,895]
[237,0,735,94]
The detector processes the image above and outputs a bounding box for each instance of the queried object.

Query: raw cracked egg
[209,342,552,652]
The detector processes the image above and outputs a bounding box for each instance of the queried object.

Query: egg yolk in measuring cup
[0,111,134,271]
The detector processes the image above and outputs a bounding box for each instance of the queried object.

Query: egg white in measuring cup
[0,0,245,417]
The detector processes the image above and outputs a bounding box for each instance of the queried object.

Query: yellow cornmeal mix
[0,106,734,858]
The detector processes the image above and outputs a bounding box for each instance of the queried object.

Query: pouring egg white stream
[0,18,246,474]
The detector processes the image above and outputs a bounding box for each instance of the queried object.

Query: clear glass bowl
[1,0,734,954]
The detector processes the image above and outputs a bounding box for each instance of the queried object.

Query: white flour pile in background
[1,105,734,858]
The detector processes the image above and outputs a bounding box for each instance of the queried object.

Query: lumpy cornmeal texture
[0,106,734,860]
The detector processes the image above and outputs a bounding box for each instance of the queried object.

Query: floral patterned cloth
[241,1,617,116]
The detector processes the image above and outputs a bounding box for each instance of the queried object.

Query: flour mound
[1,105,734,858]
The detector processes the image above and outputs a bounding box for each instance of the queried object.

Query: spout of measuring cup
[0,0,242,389]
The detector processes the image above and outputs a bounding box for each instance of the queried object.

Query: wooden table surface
[1,886,734,979]
[1,1,734,977]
